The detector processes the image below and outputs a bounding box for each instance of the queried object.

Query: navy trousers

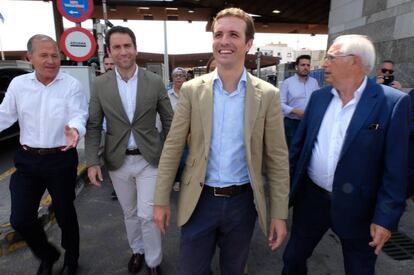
[283,117,301,149]
[9,147,79,265]
[179,185,257,275]
[282,178,377,275]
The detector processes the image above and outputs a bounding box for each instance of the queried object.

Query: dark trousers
[9,147,79,265]
[283,118,301,149]
[282,178,377,275]
[175,145,189,182]
[179,185,257,275]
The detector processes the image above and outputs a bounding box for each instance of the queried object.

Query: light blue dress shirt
[280,73,320,119]
[205,69,250,187]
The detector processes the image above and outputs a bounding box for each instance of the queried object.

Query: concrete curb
[0,162,88,257]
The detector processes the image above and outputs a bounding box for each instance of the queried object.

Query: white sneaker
[173,182,180,191]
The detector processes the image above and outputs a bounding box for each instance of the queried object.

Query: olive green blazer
[85,67,173,170]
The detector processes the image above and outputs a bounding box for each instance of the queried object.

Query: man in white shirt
[280,55,320,147]
[86,26,173,275]
[0,35,88,275]
[282,35,410,275]
[168,67,188,191]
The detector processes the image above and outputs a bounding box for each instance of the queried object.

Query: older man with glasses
[282,34,410,275]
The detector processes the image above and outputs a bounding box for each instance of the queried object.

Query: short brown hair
[211,8,255,42]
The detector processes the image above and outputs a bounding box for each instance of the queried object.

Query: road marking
[0,167,16,182]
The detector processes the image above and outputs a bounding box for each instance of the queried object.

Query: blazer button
[200,182,204,187]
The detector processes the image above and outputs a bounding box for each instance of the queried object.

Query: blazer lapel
[197,76,214,158]
[106,71,129,123]
[309,89,333,142]
[339,82,379,160]
[133,67,146,123]
[244,74,262,145]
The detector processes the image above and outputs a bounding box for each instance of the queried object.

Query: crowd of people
[0,6,413,275]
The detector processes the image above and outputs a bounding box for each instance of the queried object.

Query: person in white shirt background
[168,67,188,192]
[0,34,88,275]
[280,55,320,147]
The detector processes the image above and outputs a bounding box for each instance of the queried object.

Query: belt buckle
[213,187,230,198]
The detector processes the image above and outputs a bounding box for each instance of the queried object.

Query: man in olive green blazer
[85,66,172,171]
[86,26,173,274]
[154,8,289,275]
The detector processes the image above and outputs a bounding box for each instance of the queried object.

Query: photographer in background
[376,60,402,89]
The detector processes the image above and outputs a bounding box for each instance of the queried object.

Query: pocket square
[368,123,379,130]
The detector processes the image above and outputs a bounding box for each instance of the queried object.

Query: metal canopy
[90,0,330,34]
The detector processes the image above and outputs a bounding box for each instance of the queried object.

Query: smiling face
[27,40,60,85]
[108,32,137,71]
[212,16,253,71]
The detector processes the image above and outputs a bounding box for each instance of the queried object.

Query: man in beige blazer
[86,26,173,275]
[154,8,289,275]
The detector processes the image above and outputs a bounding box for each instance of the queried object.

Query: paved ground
[0,167,414,274]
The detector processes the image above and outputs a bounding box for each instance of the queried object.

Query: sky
[0,0,328,54]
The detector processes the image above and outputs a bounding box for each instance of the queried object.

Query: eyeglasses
[173,74,186,79]
[324,54,355,61]
[381,68,394,74]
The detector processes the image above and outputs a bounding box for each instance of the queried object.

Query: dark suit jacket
[85,67,173,170]
[289,79,410,239]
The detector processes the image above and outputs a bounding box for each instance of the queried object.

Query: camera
[383,75,394,86]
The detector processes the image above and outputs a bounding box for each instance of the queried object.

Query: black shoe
[36,254,60,275]
[128,253,144,273]
[147,265,162,275]
[111,190,118,200]
[60,264,78,275]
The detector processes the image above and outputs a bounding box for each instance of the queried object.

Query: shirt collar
[168,88,179,98]
[331,76,367,102]
[115,64,138,82]
[213,68,247,94]
[294,73,309,82]
[29,71,64,86]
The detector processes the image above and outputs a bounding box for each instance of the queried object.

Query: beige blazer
[85,67,173,170]
[154,72,289,234]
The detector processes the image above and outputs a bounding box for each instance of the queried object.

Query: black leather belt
[204,184,251,197]
[126,148,141,155]
[22,145,65,156]
[306,175,332,198]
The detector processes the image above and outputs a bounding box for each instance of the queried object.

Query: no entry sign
[57,0,94,23]
[60,27,97,62]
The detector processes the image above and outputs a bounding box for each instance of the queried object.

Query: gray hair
[27,34,57,54]
[332,34,376,73]
[172,67,187,76]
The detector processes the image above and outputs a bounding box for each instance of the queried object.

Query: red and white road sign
[60,27,97,62]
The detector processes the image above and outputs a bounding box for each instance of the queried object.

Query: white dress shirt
[167,88,179,111]
[0,71,88,148]
[280,74,320,119]
[115,65,138,149]
[308,77,367,191]
[155,88,178,132]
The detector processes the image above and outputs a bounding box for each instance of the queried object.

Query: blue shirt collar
[213,68,247,95]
